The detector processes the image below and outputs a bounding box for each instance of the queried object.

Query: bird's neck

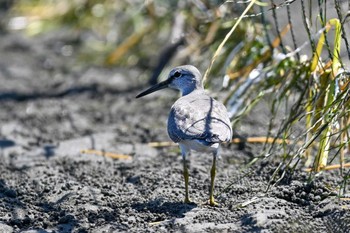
[181,84,204,96]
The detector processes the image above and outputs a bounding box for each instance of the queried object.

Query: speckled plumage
[167,89,232,150]
[136,65,232,205]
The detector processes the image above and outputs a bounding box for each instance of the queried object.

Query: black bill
[136,79,171,98]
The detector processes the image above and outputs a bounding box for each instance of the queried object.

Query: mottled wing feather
[167,92,232,144]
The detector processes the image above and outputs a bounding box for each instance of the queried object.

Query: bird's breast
[167,92,232,144]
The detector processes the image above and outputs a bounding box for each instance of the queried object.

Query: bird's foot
[184,197,195,205]
[208,198,219,207]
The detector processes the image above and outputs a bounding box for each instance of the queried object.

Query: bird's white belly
[179,139,219,154]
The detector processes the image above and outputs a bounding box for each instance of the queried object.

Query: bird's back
[167,90,232,145]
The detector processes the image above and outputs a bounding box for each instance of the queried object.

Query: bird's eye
[173,71,182,78]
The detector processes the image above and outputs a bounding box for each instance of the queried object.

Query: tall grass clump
[210,2,350,195]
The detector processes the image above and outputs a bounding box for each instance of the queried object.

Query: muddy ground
[0,31,349,233]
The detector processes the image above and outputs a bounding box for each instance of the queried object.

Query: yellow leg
[209,154,218,206]
[183,158,191,203]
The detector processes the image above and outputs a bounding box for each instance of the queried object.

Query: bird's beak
[136,79,171,98]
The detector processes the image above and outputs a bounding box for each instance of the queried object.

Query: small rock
[0,222,14,233]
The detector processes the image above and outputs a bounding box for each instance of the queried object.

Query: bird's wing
[167,93,232,144]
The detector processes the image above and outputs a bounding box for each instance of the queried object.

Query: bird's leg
[209,153,218,206]
[182,157,191,203]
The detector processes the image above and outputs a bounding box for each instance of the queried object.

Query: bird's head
[136,65,203,98]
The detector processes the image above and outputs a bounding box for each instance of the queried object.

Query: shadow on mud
[132,198,196,219]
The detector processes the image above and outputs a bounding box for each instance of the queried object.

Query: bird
[136,65,232,206]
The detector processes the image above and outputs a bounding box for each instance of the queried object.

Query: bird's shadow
[131,198,196,218]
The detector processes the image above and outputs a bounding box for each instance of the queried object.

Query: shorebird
[136,65,232,206]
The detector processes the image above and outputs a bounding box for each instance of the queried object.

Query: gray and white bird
[136,65,232,206]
